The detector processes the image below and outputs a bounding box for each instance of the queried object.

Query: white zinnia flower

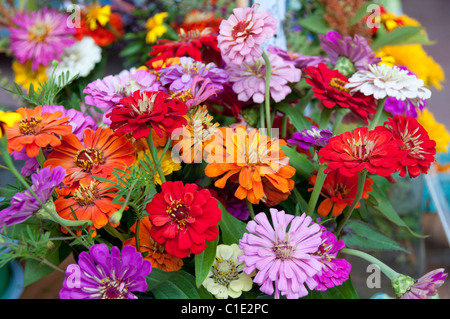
[202,244,254,299]
[48,36,102,82]
[345,64,431,106]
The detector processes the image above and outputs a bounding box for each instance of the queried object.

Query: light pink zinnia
[227,52,301,103]
[238,209,323,299]
[8,8,76,71]
[218,3,277,65]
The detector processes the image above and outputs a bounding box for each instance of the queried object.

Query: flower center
[231,20,252,38]
[19,116,42,135]
[212,259,239,286]
[29,22,50,42]
[330,78,350,93]
[334,183,348,197]
[315,241,335,262]
[73,182,99,206]
[99,278,129,299]
[399,128,426,160]
[74,148,105,172]
[134,92,159,114]
[178,28,211,42]
[349,135,376,161]
[273,236,295,260]
[167,199,190,227]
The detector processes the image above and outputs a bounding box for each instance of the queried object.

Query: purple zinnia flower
[319,30,380,74]
[0,166,65,231]
[159,57,228,93]
[287,126,333,150]
[238,209,323,299]
[8,8,76,71]
[267,45,328,69]
[227,52,301,104]
[393,268,448,299]
[313,225,351,291]
[11,147,51,176]
[60,244,152,299]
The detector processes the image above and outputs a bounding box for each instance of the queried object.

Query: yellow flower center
[329,77,350,93]
[212,259,239,286]
[19,116,42,135]
[74,148,105,172]
[28,22,50,42]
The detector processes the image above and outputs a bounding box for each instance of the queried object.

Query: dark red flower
[146,181,222,258]
[318,126,406,177]
[107,91,187,139]
[376,115,436,178]
[304,63,377,123]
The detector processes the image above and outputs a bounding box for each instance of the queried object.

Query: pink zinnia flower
[238,209,323,299]
[227,52,301,103]
[8,8,76,71]
[218,3,277,65]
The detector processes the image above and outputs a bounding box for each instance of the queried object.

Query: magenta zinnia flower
[238,209,323,299]
[218,3,277,65]
[227,52,301,103]
[8,8,75,71]
[60,244,152,299]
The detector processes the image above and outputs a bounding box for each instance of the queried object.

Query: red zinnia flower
[304,63,377,123]
[309,169,374,217]
[318,126,406,177]
[146,181,222,258]
[146,27,220,67]
[107,90,188,139]
[376,115,436,178]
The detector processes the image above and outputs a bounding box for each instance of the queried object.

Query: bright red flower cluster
[145,181,222,258]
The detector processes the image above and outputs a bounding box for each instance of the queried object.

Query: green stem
[261,51,272,133]
[306,163,328,216]
[335,169,367,237]
[259,103,265,129]
[341,248,400,280]
[319,108,332,129]
[104,224,125,242]
[368,98,386,130]
[293,187,308,216]
[33,257,65,273]
[332,109,346,134]
[246,200,255,220]
[146,131,166,184]
[36,147,46,167]
[135,217,141,254]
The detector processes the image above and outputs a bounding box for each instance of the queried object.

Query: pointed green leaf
[195,237,218,287]
[217,201,247,245]
[281,145,315,180]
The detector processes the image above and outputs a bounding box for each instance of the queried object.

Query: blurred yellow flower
[417,109,450,153]
[86,4,111,30]
[12,60,47,92]
[0,110,21,138]
[145,12,169,44]
[380,12,420,31]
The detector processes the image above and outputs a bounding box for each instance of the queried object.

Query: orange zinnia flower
[55,179,126,237]
[6,105,72,158]
[204,126,296,205]
[124,216,183,272]
[44,127,136,186]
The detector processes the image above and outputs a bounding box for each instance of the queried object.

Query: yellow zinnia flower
[145,12,169,44]
[86,4,111,30]
[12,60,48,92]
[0,110,21,138]
[417,109,450,153]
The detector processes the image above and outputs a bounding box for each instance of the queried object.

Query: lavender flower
[268,45,328,69]
[313,226,351,291]
[60,244,152,299]
[0,166,65,231]
[238,209,323,299]
[392,269,448,299]
[287,126,333,150]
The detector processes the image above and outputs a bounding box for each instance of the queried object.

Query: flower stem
[246,200,255,220]
[306,163,327,216]
[335,169,367,237]
[135,217,141,254]
[262,51,272,133]
[332,109,346,134]
[146,131,166,184]
[368,98,386,130]
[259,103,265,129]
[319,108,332,129]
[341,248,400,280]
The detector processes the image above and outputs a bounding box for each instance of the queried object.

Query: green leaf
[371,26,424,50]
[349,1,377,25]
[281,145,315,180]
[119,42,144,57]
[302,277,359,299]
[276,102,311,133]
[147,268,212,299]
[217,201,247,245]
[342,220,408,253]
[298,15,332,35]
[195,237,218,287]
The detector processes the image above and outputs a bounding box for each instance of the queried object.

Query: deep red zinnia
[376,115,436,178]
[318,126,406,177]
[107,90,188,139]
[304,63,377,123]
[146,181,222,258]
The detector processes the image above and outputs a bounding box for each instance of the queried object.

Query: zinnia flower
[287,126,333,151]
[85,4,111,30]
[0,166,65,231]
[304,63,377,123]
[0,110,21,136]
[227,52,301,104]
[318,126,406,177]
[202,244,254,299]
[74,11,124,47]
[123,216,183,271]
[107,90,187,140]
[376,115,436,178]
[238,209,323,299]
[145,181,222,258]
[392,269,447,299]
[384,96,426,119]
[12,61,48,92]
[267,45,328,69]
[204,126,296,205]
[309,169,373,217]
[8,8,75,71]
[60,244,152,299]
[313,225,352,291]
[5,105,72,158]
[217,3,277,65]
[43,127,136,187]
[145,12,169,44]
[417,109,450,153]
